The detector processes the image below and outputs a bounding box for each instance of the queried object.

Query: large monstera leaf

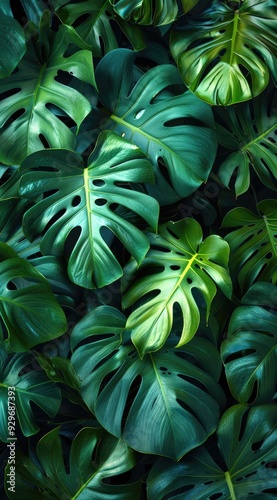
[71,306,225,461]
[0,9,26,79]
[222,200,277,291]
[0,243,67,352]
[19,131,159,289]
[148,404,277,499]
[57,0,145,56]
[216,84,277,196]
[170,0,277,105]
[95,48,217,203]
[0,14,95,165]
[0,350,61,440]
[122,218,232,357]
[110,0,199,25]
[5,427,140,499]
[221,282,277,404]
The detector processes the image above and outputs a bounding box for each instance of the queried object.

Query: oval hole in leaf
[72,195,81,207]
[95,198,108,206]
[92,179,105,187]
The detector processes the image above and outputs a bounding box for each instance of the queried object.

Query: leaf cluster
[0,0,276,498]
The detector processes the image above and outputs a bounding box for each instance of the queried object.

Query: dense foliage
[0,0,276,498]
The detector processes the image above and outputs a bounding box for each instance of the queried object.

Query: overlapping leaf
[0,14,95,165]
[222,200,277,291]
[122,218,232,357]
[221,282,277,404]
[57,0,145,56]
[0,14,26,79]
[95,48,217,203]
[170,0,277,105]
[19,131,159,288]
[0,242,67,352]
[110,0,198,25]
[148,404,277,499]
[5,427,140,499]
[216,84,277,195]
[71,306,225,460]
[0,350,61,440]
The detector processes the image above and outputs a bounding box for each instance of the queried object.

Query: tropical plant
[0,0,276,498]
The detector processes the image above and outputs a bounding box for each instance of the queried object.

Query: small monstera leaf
[0,13,95,165]
[71,306,225,461]
[19,131,159,289]
[0,12,26,79]
[170,0,277,105]
[122,218,232,357]
[221,282,277,404]
[95,48,217,204]
[110,0,199,25]
[57,0,145,56]
[147,404,277,499]
[5,427,140,499]
[0,242,67,352]
[0,350,61,440]
[216,84,277,196]
[222,200,277,291]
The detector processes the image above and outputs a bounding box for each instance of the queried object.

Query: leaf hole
[64,226,82,257]
[251,437,264,452]
[252,124,258,133]
[39,134,50,148]
[238,408,250,441]
[178,374,209,394]
[43,208,66,234]
[7,281,17,290]
[204,480,214,485]
[92,179,105,187]
[224,349,256,364]
[121,375,142,433]
[151,244,171,253]
[170,264,181,271]
[95,198,108,206]
[219,48,226,57]
[3,108,25,127]
[164,117,207,128]
[0,87,21,101]
[42,189,59,199]
[71,195,81,207]
[187,278,192,284]
[209,493,223,499]
[268,136,276,144]
[265,252,272,259]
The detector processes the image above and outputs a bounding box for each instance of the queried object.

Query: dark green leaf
[95,48,217,203]
[221,282,277,404]
[5,427,140,499]
[148,404,277,499]
[71,306,225,460]
[222,199,277,291]
[0,351,61,439]
[19,131,159,288]
[0,15,26,79]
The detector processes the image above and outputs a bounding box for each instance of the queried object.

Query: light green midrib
[241,123,276,151]
[27,62,46,152]
[225,471,237,500]
[83,168,93,259]
[263,214,277,257]
[229,12,239,67]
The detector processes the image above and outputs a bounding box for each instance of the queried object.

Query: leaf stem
[225,471,237,500]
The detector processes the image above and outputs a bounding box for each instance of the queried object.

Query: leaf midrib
[241,123,276,151]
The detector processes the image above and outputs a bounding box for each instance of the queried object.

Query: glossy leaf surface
[123,218,232,356]
[95,48,217,203]
[148,404,277,499]
[171,0,277,105]
[0,14,26,79]
[57,0,145,55]
[71,306,225,460]
[221,282,277,404]
[0,17,95,165]
[0,351,61,439]
[217,85,277,195]
[110,0,198,25]
[6,427,140,499]
[0,242,67,352]
[20,131,159,288]
[223,200,277,291]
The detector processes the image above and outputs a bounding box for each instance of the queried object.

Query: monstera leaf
[19,131,159,289]
[95,48,217,203]
[0,351,61,440]
[148,404,277,499]
[0,14,95,165]
[0,242,67,352]
[0,14,26,79]
[122,218,232,357]
[216,84,277,195]
[170,0,277,105]
[57,0,145,56]
[221,282,277,404]
[110,0,199,25]
[222,200,277,291]
[0,168,32,236]
[71,306,226,460]
[5,427,141,499]
[2,0,49,25]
